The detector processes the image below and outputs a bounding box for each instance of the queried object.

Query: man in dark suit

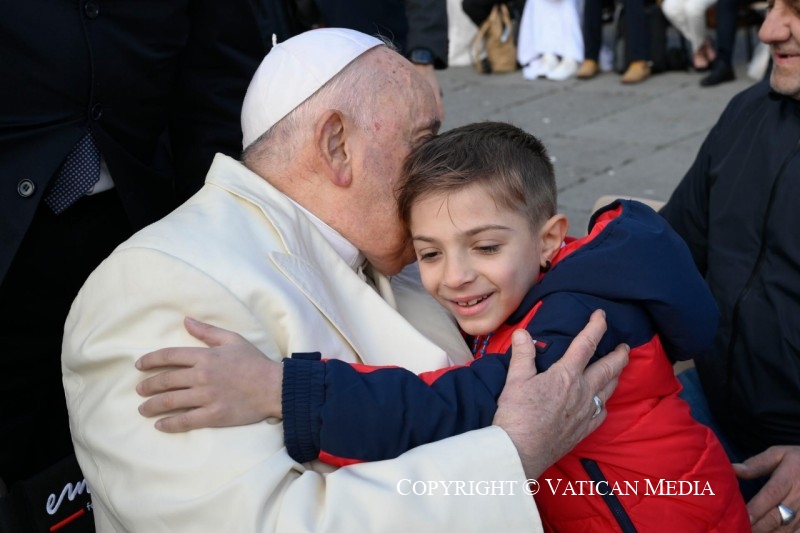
[0,2,275,530]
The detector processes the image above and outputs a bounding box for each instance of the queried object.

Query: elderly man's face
[351,49,442,275]
[760,0,800,99]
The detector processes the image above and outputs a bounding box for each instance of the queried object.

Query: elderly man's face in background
[349,48,442,275]
[761,0,800,99]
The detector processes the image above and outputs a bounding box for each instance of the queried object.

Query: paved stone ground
[437,34,761,233]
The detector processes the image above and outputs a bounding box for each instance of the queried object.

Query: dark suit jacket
[0,0,274,283]
[310,0,449,68]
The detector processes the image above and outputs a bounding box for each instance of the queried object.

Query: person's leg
[677,367,768,501]
[712,0,738,65]
[577,0,603,77]
[623,0,650,61]
[618,0,652,82]
[700,0,742,85]
[582,0,603,60]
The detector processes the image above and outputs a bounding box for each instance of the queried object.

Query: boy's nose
[442,256,476,288]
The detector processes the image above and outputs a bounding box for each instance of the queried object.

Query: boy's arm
[283,352,510,465]
[284,295,609,466]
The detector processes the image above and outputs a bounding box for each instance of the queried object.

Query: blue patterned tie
[44,132,101,214]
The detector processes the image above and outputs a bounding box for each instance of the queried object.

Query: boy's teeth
[458,296,486,307]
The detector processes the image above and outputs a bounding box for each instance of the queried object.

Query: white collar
[290,199,365,273]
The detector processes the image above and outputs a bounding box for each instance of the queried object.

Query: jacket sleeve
[658,82,755,277]
[658,124,718,276]
[581,202,720,360]
[283,352,510,464]
[405,0,449,68]
[63,248,541,531]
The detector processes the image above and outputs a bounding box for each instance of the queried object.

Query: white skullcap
[241,28,383,148]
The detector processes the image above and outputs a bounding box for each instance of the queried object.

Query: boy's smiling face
[410,183,544,336]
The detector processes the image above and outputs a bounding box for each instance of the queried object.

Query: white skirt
[517,0,585,66]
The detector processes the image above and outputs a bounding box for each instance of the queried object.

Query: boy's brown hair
[398,121,557,231]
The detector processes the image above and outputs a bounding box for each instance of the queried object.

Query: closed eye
[476,245,500,254]
[418,250,440,262]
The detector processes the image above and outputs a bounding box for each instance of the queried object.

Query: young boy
[140,122,749,531]
[278,122,749,531]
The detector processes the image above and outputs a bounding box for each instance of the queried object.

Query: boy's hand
[136,317,283,432]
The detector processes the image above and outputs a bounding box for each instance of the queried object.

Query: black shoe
[700,62,735,87]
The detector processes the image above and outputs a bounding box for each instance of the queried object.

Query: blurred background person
[661,0,717,71]
[0,2,276,530]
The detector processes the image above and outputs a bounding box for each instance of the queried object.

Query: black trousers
[584,0,651,62]
[0,190,132,489]
[714,0,751,66]
[462,0,526,27]
[313,0,409,52]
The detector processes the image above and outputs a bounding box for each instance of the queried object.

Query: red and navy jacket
[282,200,749,532]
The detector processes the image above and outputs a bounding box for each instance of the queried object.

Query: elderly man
[63,29,626,531]
[661,1,800,531]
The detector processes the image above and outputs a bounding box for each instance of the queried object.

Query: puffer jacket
[284,200,749,531]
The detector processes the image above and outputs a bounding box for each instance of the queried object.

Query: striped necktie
[44,132,101,214]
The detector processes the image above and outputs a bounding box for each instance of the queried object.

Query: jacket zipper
[580,458,638,533]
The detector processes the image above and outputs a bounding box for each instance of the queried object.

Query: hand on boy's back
[494,310,628,479]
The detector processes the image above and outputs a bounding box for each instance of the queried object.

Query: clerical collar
[290,199,364,272]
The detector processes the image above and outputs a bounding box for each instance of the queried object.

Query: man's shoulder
[90,184,290,298]
[723,79,778,120]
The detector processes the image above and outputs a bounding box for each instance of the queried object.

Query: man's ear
[315,109,352,187]
[540,214,569,263]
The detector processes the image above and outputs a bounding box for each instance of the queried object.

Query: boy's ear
[540,214,569,264]
[315,109,352,187]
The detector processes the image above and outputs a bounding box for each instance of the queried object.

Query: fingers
[736,447,784,480]
[154,411,203,433]
[152,409,215,433]
[135,317,244,370]
[584,344,628,399]
[137,367,196,397]
[751,504,799,533]
[507,329,538,379]
[560,309,608,372]
[183,316,243,347]
[136,347,203,371]
[138,386,202,418]
[742,447,800,532]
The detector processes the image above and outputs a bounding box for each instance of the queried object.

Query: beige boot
[621,61,651,84]
[576,59,599,80]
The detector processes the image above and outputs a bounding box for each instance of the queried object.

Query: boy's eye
[418,250,440,261]
[476,245,500,254]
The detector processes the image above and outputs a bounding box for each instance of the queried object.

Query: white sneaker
[546,58,578,81]
[522,53,559,80]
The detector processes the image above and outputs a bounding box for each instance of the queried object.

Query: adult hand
[136,317,283,432]
[412,63,444,120]
[493,309,628,479]
[735,445,800,532]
